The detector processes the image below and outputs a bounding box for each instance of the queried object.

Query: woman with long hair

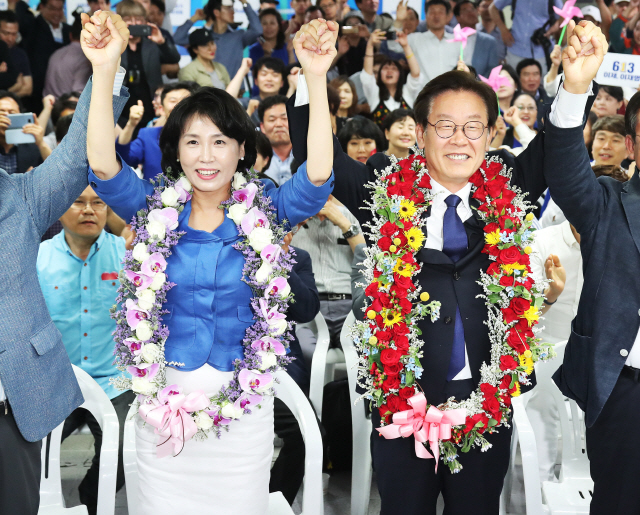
[496,64,518,115]
[329,75,358,129]
[362,30,423,127]
[249,8,295,65]
[83,13,336,514]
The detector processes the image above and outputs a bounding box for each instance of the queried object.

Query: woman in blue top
[249,8,296,66]
[81,12,337,514]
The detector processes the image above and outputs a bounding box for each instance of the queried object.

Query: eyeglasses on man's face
[71,199,108,211]
[425,120,487,140]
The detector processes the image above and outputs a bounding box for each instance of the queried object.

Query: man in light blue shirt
[36,185,132,515]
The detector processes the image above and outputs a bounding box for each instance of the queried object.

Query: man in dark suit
[24,0,70,112]
[543,20,640,515]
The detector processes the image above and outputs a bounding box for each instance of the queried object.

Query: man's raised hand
[80,10,129,68]
[293,19,339,78]
[562,20,608,95]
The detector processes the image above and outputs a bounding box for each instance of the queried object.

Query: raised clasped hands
[562,20,608,95]
[293,19,339,78]
[80,10,129,69]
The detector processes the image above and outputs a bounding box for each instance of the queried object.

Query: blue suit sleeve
[12,78,129,236]
[241,4,262,47]
[287,248,320,324]
[115,132,145,168]
[264,160,333,230]
[88,155,154,224]
[173,19,194,47]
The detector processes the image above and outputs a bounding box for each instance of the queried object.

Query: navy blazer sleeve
[287,247,320,324]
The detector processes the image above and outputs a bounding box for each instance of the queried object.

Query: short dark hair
[0,10,19,26]
[511,91,537,108]
[204,0,222,20]
[258,94,288,123]
[0,90,23,112]
[337,116,385,153]
[151,0,165,13]
[70,11,83,40]
[413,70,499,130]
[327,85,340,115]
[306,4,324,16]
[253,56,287,88]
[55,113,73,143]
[52,99,77,125]
[600,85,624,103]
[625,91,640,138]
[258,8,285,48]
[592,164,629,183]
[453,0,474,17]
[159,87,257,179]
[516,58,542,76]
[255,130,273,171]
[592,114,626,138]
[426,0,451,14]
[328,76,358,117]
[160,81,199,104]
[381,108,416,134]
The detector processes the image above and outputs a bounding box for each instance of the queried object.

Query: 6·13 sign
[596,52,640,89]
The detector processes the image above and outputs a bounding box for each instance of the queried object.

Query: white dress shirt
[0,69,127,403]
[530,221,583,344]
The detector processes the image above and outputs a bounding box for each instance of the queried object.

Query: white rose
[248,227,273,253]
[227,203,248,225]
[195,411,214,430]
[232,172,247,190]
[269,319,288,336]
[141,343,161,363]
[258,351,277,371]
[147,220,166,240]
[136,289,156,311]
[220,402,244,420]
[132,242,150,262]
[176,176,193,192]
[160,187,180,207]
[131,377,156,395]
[255,261,273,284]
[136,320,154,341]
[149,272,166,291]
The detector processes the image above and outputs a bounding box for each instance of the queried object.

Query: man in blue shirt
[36,186,132,515]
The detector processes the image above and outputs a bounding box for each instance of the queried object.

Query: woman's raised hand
[293,19,338,78]
[80,10,129,69]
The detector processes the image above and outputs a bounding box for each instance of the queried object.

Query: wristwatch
[342,224,360,239]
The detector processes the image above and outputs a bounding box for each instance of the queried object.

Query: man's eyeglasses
[71,200,108,211]
[426,120,487,140]
[516,105,537,112]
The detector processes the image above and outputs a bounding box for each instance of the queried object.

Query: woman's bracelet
[405,52,414,59]
[365,53,374,57]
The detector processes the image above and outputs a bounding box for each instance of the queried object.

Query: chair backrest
[123,403,139,515]
[339,312,364,414]
[40,365,120,515]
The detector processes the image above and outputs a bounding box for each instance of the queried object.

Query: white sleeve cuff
[114,66,126,96]
[294,73,309,107]
[548,81,593,129]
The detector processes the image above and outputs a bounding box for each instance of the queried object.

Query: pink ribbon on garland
[376,393,466,471]
[139,390,210,458]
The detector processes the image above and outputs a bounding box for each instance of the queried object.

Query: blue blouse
[88,160,334,372]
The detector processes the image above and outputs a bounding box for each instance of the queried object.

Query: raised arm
[226,58,252,99]
[83,12,129,180]
[241,0,263,47]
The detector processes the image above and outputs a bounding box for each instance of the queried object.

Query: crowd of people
[0,1,640,515]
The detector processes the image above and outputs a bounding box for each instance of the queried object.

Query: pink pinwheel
[479,65,511,92]
[553,0,582,28]
[448,23,476,60]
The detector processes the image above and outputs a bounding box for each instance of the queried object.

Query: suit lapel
[622,172,640,255]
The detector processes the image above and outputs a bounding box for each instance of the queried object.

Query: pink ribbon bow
[376,393,466,471]
[139,390,210,458]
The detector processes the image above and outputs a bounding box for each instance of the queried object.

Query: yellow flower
[366,310,376,319]
[524,246,532,254]
[368,336,378,345]
[393,259,415,277]
[512,382,521,397]
[525,213,534,222]
[501,262,527,275]
[399,199,416,220]
[389,245,397,253]
[519,354,534,375]
[485,229,501,246]
[382,309,402,327]
[522,306,539,327]
[420,292,430,302]
[393,237,402,246]
[405,227,425,250]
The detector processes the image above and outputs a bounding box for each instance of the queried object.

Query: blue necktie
[442,195,468,381]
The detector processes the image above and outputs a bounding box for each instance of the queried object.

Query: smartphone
[385,30,397,40]
[129,24,152,37]
[5,113,35,145]
[258,35,266,44]
[341,25,359,35]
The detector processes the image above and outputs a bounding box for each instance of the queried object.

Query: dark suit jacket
[471,32,500,78]
[545,86,636,427]
[285,93,598,405]
[120,37,181,98]
[15,142,42,174]
[25,16,70,105]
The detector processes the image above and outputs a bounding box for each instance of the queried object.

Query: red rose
[499,275,515,287]
[518,253,530,266]
[376,330,392,342]
[409,189,425,204]
[379,404,391,423]
[382,375,401,392]
[522,276,535,290]
[482,161,503,180]
[498,246,521,264]
[395,233,408,247]
[394,274,413,290]
[506,329,529,354]
[401,252,416,264]
[398,400,411,412]
[499,355,519,371]
[399,297,412,315]
[365,282,379,298]
[510,297,531,315]
[487,262,501,276]
[378,236,392,251]
[502,189,516,203]
[401,219,413,230]
[417,174,431,188]
[399,386,415,400]
[473,185,487,202]
[394,335,409,352]
[502,307,518,324]
[480,382,498,398]
[484,222,499,234]
[399,167,417,184]
[463,412,490,434]
[499,374,516,394]
[380,348,401,365]
[482,395,501,421]
[383,362,403,376]
[485,178,507,198]
[381,222,398,237]
[500,392,512,407]
[392,323,409,337]
[387,394,402,412]
[515,318,534,337]
[379,292,392,308]
[371,298,383,313]
[469,170,484,187]
[390,284,409,299]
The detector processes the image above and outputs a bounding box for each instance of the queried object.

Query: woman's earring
[240,156,244,161]
[176,158,180,162]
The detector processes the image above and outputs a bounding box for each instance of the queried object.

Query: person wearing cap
[178,28,231,88]
[173,0,261,81]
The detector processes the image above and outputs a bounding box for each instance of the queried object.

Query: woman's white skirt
[134,364,274,515]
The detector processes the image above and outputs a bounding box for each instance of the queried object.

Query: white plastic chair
[39,365,119,515]
[513,341,593,514]
[297,312,345,421]
[123,371,324,515]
